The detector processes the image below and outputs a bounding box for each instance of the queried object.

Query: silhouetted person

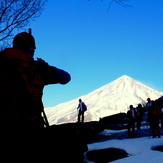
[77,99,87,123]
[0,31,71,161]
[154,97,163,129]
[136,104,145,130]
[148,101,161,138]
[146,98,152,110]
[127,105,136,138]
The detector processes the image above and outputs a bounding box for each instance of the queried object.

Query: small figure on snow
[77,99,87,123]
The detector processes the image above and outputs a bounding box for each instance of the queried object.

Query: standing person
[77,99,87,123]
[0,31,71,161]
[161,110,163,129]
[146,98,152,110]
[148,101,161,138]
[145,98,153,127]
[127,105,137,138]
[155,97,163,129]
[136,104,145,130]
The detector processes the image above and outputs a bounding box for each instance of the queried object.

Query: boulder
[151,145,163,152]
[86,147,129,163]
[100,113,128,130]
[45,121,104,162]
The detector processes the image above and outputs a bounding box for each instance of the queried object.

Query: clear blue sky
[25,0,163,108]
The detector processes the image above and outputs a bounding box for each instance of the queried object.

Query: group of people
[127,98,162,138]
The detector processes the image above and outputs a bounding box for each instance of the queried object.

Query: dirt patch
[86,147,129,163]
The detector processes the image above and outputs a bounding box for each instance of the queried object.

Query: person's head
[13,32,36,56]
[138,104,142,108]
[129,105,133,110]
[147,98,151,102]
[79,99,82,103]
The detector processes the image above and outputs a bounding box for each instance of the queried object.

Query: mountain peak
[121,75,130,78]
[118,75,133,80]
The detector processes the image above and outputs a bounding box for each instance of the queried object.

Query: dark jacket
[0,48,71,127]
[127,109,137,121]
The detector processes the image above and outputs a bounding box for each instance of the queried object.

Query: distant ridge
[45,75,163,125]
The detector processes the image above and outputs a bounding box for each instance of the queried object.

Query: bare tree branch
[88,0,132,13]
[107,0,132,13]
[1,0,132,50]
[0,0,48,48]
[114,0,132,8]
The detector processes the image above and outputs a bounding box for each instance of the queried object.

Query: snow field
[87,135,163,163]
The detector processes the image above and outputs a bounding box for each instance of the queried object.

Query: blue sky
[26,0,163,108]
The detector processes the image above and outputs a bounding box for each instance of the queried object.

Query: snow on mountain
[45,75,163,125]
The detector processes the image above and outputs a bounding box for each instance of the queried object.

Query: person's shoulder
[1,48,27,58]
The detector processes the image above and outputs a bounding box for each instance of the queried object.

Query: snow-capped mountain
[45,75,163,125]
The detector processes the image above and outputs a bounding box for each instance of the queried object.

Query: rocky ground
[88,128,163,144]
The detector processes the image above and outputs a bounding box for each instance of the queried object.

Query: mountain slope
[45,75,163,125]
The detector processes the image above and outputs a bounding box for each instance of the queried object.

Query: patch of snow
[87,136,163,163]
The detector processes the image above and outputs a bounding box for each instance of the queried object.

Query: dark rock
[100,113,127,124]
[48,121,105,142]
[100,113,128,130]
[151,145,163,152]
[86,147,129,163]
[44,121,104,162]
[105,123,126,130]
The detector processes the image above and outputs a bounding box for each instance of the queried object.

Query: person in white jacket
[77,99,87,123]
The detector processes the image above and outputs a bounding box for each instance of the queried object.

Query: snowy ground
[86,129,163,163]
